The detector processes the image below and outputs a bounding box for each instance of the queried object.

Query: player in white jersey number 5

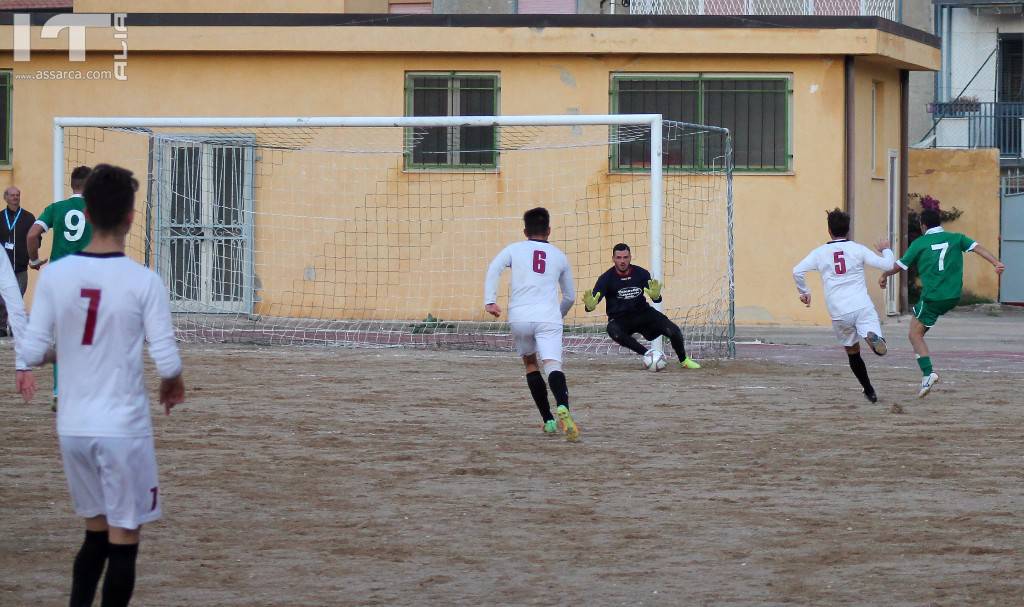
[484,207,580,441]
[792,208,894,403]
[21,165,185,607]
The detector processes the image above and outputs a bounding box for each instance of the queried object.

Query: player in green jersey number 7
[879,208,1004,398]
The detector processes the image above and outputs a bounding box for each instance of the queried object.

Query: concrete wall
[908,148,1001,301]
[433,0,515,12]
[903,0,935,144]
[944,6,1015,103]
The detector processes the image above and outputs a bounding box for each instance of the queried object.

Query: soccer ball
[642,349,668,372]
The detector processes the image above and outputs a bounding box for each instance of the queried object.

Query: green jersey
[897,227,976,302]
[36,194,92,263]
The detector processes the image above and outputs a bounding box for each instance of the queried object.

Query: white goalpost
[54,114,734,359]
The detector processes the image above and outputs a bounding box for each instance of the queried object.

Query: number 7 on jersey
[80,288,101,345]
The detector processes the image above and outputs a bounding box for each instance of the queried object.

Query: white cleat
[917,372,939,398]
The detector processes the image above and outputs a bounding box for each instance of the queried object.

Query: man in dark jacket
[0,186,35,335]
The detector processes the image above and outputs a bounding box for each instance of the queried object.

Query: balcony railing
[931,101,1024,159]
[626,0,901,21]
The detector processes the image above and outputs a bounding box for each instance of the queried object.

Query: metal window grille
[406,74,499,168]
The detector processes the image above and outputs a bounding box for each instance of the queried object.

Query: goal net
[57,115,734,359]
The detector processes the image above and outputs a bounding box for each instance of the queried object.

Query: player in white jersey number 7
[484,207,580,441]
[793,208,894,403]
[21,164,185,607]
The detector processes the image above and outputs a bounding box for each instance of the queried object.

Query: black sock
[101,543,138,607]
[526,371,553,422]
[548,370,569,408]
[848,353,874,394]
[70,530,110,607]
[667,332,687,361]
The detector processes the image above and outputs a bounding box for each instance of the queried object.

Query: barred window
[0,71,11,166]
[612,74,790,172]
[405,73,499,169]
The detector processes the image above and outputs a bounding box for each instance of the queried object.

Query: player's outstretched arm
[558,262,575,317]
[972,245,1006,275]
[160,374,185,415]
[878,265,903,288]
[792,252,816,305]
[26,222,47,269]
[15,370,36,403]
[644,278,662,302]
[864,240,895,271]
[0,251,33,375]
[483,247,511,317]
[143,273,184,414]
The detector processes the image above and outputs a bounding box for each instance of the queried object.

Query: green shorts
[912,298,958,328]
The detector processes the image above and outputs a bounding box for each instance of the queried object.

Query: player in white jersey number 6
[21,164,185,607]
[793,208,894,403]
[484,207,580,441]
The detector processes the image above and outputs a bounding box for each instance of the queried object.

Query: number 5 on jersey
[833,251,847,275]
[80,288,101,345]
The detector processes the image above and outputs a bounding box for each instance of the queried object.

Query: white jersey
[793,239,894,318]
[0,250,28,370]
[21,252,182,438]
[484,239,575,324]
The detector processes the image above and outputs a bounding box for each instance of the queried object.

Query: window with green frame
[0,70,11,166]
[611,74,791,172]
[405,72,499,169]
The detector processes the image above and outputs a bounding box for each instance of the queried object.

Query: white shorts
[59,435,162,530]
[509,321,563,362]
[831,306,883,348]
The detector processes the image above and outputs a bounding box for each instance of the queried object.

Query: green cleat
[555,405,580,442]
[679,357,701,369]
[543,419,558,434]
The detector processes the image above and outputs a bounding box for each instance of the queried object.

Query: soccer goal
[55,115,734,359]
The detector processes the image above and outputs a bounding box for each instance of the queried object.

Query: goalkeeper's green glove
[583,289,602,312]
[644,279,663,302]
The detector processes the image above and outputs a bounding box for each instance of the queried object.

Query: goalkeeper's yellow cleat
[643,278,662,301]
[679,357,701,369]
[543,419,558,434]
[582,289,602,313]
[555,405,580,442]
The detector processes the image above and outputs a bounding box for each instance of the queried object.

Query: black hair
[920,208,941,229]
[82,164,138,231]
[70,166,92,191]
[523,207,550,237]
[613,243,631,254]
[827,208,850,238]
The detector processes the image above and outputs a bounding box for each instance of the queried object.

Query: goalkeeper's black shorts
[608,307,677,341]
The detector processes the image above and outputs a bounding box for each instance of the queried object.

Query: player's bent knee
[542,359,562,377]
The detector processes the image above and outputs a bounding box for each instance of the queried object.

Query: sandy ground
[1,308,1023,606]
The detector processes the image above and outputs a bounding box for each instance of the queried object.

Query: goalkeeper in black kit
[583,243,701,369]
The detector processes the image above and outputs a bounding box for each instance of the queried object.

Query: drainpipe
[845,56,856,237]
[900,69,910,313]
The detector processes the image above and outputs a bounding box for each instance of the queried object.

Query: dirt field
[2,310,1023,606]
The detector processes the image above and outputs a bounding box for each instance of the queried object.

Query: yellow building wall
[1,50,905,325]
[852,58,903,315]
[908,148,1001,301]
